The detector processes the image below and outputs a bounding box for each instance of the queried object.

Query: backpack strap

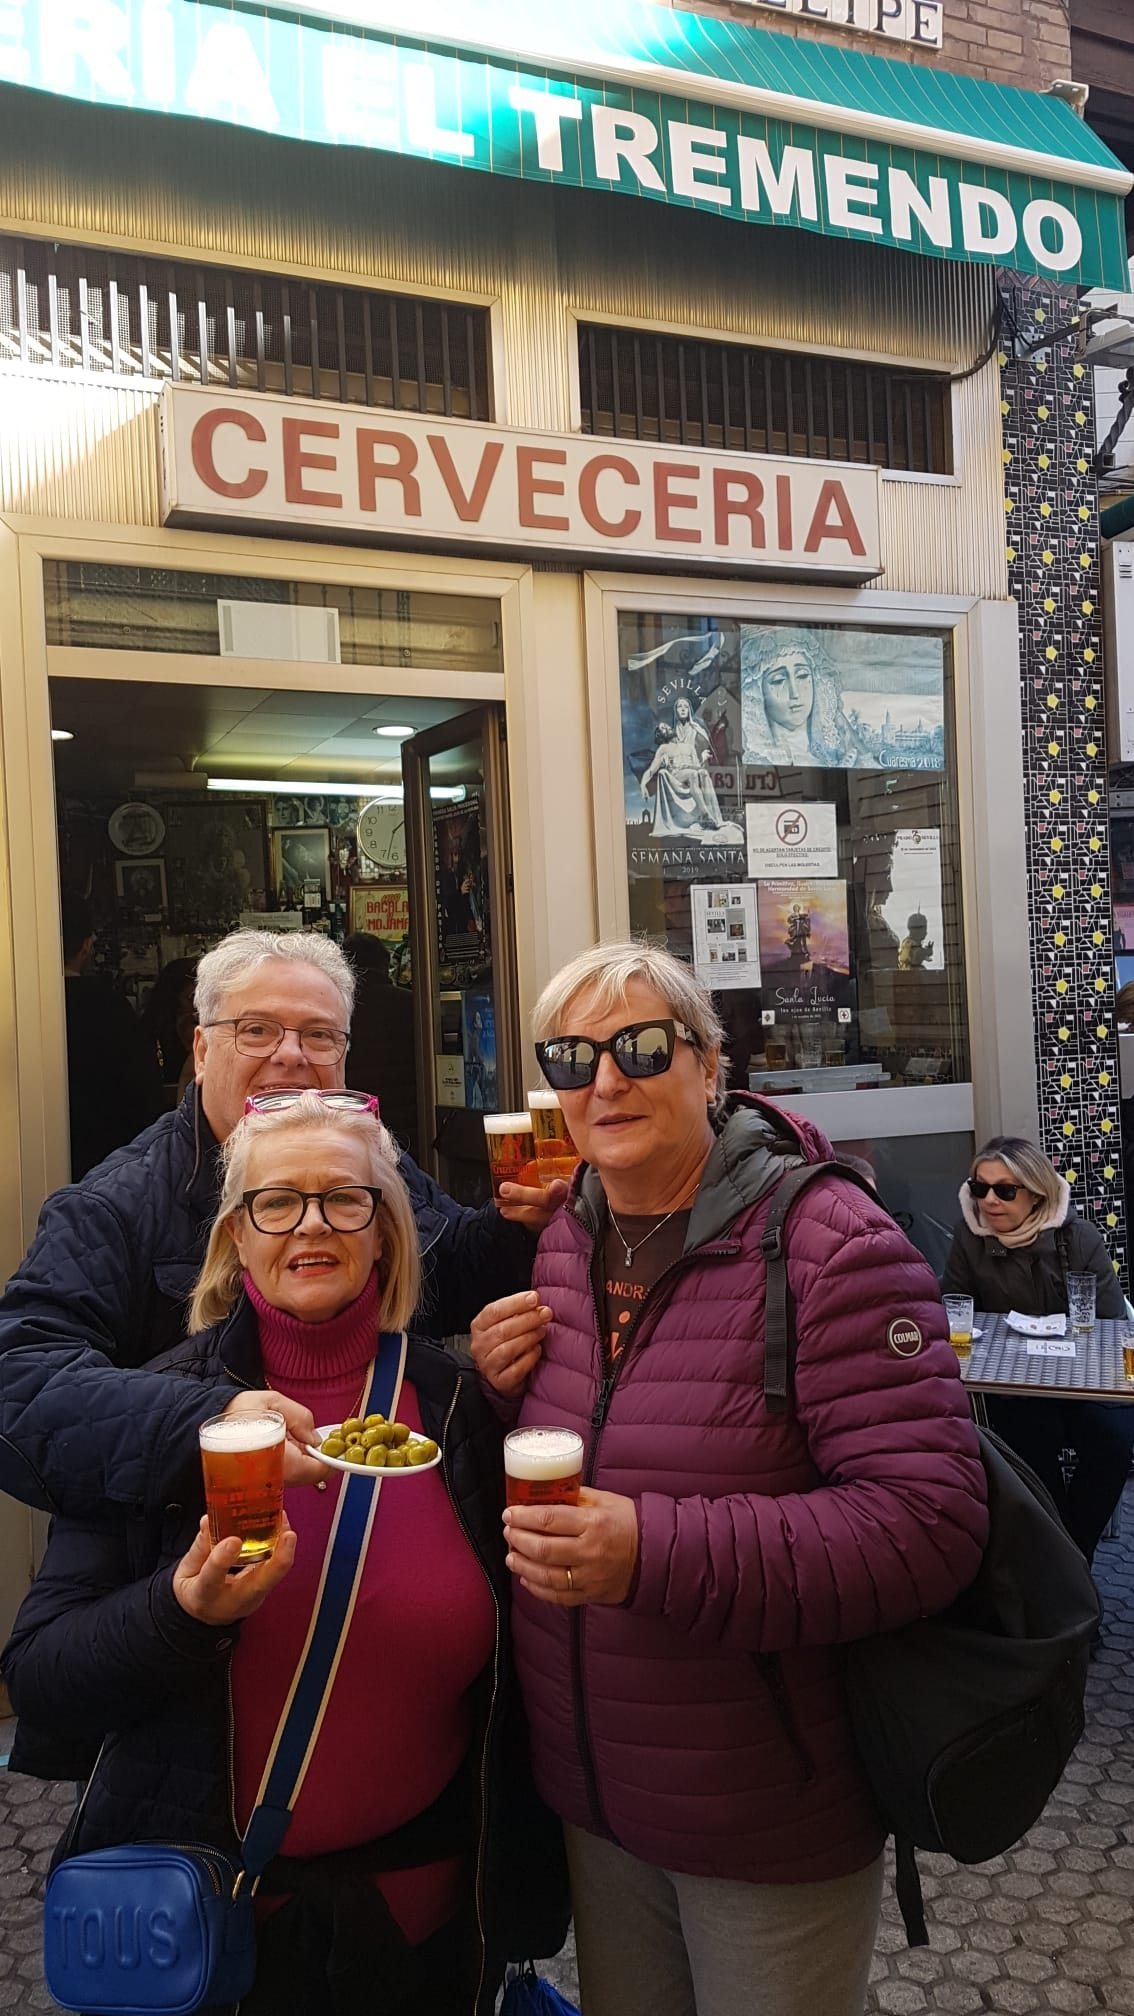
[761,1160,884,1414]
[894,1837,930,1947]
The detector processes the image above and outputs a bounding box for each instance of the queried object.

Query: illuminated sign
[159,386,883,580]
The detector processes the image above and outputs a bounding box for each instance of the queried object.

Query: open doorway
[49,674,517,1202]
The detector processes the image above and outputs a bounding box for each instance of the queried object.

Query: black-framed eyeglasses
[968,1177,1021,1203]
[240,1185,382,1235]
[535,1018,697,1092]
[205,1016,349,1064]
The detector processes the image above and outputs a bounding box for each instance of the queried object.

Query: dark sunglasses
[535,1018,696,1092]
[968,1177,1021,1203]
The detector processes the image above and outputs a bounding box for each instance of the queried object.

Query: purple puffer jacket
[513,1096,988,1886]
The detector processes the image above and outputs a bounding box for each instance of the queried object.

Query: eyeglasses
[244,1090,378,1117]
[240,1184,382,1235]
[968,1177,1022,1203]
[205,1016,348,1064]
[535,1019,696,1092]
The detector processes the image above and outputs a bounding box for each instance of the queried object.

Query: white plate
[305,1426,442,1478]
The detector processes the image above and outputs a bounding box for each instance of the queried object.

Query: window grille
[0,236,491,419]
[578,322,952,475]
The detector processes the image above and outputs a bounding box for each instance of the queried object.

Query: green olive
[365,1445,388,1468]
[360,1428,383,1450]
[414,1438,439,1462]
[320,1436,346,1459]
[341,1418,364,1438]
[384,1447,407,1468]
[343,1446,368,1466]
[363,1413,386,1429]
[405,1442,432,1466]
[345,1431,364,1446]
[388,1422,411,1447]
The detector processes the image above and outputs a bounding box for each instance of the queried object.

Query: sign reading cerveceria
[159,386,882,580]
[0,0,1127,289]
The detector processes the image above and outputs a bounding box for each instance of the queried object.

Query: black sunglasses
[535,1018,696,1092]
[968,1177,1021,1203]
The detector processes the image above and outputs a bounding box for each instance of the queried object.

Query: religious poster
[462,990,497,1111]
[757,878,854,1024]
[691,883,761,990]
[433,795,489,966]
[745,800,838,880]
[619,620,746,883]
[880,828,945,971]
[740,623,945,773]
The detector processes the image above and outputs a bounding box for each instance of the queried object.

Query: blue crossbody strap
[240,1330,407,1883]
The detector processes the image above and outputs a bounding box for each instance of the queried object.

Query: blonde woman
[3,1091,565,2015]
[942,1134,1130,1568]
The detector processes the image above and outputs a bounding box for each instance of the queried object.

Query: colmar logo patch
[887,1317,923,1358]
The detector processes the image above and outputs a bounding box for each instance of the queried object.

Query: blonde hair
[972,1136,1065,1218]
[532,940,728,1104]
[1117,981,1134,1030]
[188,1094,420,1334]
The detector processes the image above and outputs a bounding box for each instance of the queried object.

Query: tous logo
[50,1904,181,1971]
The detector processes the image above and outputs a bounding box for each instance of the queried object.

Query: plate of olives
[307,1413,441,1477]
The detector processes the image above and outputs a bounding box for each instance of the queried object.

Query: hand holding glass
[483,1113,539,1197]
[199,1410,286,1565]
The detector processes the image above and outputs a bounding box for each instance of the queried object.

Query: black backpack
[760,1159,1101,1946]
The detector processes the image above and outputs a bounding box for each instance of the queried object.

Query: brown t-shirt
[594,1208,691,1367]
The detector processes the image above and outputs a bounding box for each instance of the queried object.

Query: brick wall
[650,0,1072,91]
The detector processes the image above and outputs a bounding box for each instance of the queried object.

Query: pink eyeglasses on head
[243,1089,380,1118]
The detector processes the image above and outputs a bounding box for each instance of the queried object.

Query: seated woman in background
[942,1134,1132,1567]
[3,1091,564,2016]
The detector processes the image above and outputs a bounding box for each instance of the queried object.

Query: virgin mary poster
[740,624,945,773]
[619,622,745,881]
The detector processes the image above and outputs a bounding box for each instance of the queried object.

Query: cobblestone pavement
[4,1497,1134,2014]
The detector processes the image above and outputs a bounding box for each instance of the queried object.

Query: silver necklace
[607,1189,695,1270]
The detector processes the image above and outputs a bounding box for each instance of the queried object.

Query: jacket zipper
[753,1654,816,1785]
[572,1235,740,1838]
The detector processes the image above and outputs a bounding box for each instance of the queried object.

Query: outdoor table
[961,1314,1134,1421]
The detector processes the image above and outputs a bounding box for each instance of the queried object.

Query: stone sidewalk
[4,1498,1134,2014]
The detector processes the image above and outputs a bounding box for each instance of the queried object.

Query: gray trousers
[565,1824,884,2016]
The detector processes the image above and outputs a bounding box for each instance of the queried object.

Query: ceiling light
[51,728,74,742]
[206,775,466,801]
[373,724,414,739]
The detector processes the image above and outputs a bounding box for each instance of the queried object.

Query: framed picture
[272,826,331,907]
[349,884,410,939]
[164,799,269,933]
[114,857,167,917]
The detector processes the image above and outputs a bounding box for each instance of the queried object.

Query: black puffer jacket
[0,1085,535,1518]
[1,1305,568,2011]
[940,1203,1126,1319]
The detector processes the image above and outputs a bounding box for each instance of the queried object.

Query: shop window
[44,562,503,673]
[616,611,970,1100]
[0,237,492,418]
[579,324,952,475]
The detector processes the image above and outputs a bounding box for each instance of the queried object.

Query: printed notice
[691,884,761,990]
[746,801,838,880]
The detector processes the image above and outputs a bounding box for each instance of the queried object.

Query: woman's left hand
[503,1487,639,1606]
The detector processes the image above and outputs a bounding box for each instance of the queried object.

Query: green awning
[2,0,1130,288]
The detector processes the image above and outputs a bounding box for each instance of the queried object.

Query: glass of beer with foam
[483,1112,538,1198]
[198,1410,286,1565]
[528,1089,581,1189]
[504,1427,584,1508]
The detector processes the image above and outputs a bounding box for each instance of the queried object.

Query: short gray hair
[532,941,728,1102]
[194,930,355,1029]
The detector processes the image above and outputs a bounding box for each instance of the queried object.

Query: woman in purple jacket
[473,942,988,2016]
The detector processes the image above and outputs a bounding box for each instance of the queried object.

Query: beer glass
[943,1295,974,1359]
[482,1112,539,1197]
[1123,1334,1134,1385]
[1067,1274,1097,1336]
[528,1089,581,1188]
[199,1410,286,1565]
[504,1427,584,1508]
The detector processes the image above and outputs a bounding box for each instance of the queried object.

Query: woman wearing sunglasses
[472,942,986,2016]
[3,1089,566,2015]
[942,1134,1131,1567]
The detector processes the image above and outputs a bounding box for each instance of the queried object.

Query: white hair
[194,930,355,1029]
[532,940,728,1103]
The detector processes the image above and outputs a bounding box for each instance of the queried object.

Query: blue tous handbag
[43,1338,406,2015]
[501,1962,581,2016]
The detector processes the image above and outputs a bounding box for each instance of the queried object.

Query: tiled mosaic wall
[1000,276,1127,1279]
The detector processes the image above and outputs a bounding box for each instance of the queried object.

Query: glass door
[403,706,521,1204]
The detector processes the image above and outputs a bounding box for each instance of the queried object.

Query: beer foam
[504,1428,583,1481]
[483,1111,533,1134]
[527,1089,561,1110]
[199,1413,286,1451]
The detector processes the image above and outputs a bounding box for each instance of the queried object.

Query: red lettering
[653,461,701,544]
[190,408,267,499]
[357,430,421,517]
[427,435,503,521]
[712,469,766,549]
[803,479,866,555]
[578,454,641,538]
[282,418,341,508]
[517,446,569,531]
[776,474,793,549]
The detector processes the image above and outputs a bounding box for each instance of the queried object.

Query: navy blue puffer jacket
[0,1084,535,1519]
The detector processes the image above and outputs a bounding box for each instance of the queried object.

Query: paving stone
[985,1986,1049,2015]
[873,1986,928,2015]
[1044,1985,1105,2014]
[1003,1949,1058,1984]
[929,1991,984,2015]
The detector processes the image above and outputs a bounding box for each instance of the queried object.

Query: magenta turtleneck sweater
[230,1270,496,1946]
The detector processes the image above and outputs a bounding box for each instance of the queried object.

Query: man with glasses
[0,929,559,1536]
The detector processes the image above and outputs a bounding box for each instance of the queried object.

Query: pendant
[624,1245,633,1267]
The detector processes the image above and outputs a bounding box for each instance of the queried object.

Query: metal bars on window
[0,236,492,420]
[578,322,952,475]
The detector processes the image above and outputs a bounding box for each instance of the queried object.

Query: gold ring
[566,1566,574,1594]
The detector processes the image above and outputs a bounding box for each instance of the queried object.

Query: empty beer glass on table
[528,1089,581,1189]
[483,1112,539,1197]
[943,1294,974,1359]
[1067,1274,1097,1335]
[199,1410,286,1564]
[504,1428,584,1508]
